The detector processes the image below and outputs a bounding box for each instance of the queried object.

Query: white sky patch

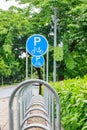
[19,52,26,59]
[0,0,29,10]
[29,6,41,18]
[31,7,41,14]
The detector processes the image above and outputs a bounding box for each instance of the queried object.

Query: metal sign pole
[46,49,49,82]
[53,8,57,82]
[26,49,28,80]
[43,64,45,80]
[31,59,33,78]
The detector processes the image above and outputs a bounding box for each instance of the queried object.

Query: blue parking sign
[32,56,45,68]
[26,34,48,56]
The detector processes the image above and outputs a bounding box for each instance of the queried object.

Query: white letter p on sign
[34,37,41,46]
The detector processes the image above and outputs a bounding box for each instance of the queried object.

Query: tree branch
[69,40,78,52]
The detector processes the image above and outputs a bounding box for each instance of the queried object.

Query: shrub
[51,75,87,130]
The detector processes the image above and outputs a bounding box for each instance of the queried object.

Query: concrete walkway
[0,98,9,130]
[0,97,64,130]
[0,85,16,99]
[0,86,64,130]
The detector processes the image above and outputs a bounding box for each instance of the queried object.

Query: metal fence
[9,79,61,130]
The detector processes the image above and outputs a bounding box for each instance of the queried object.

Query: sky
[0,0,28,10]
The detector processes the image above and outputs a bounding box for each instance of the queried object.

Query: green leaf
[54,46,63,61]
[64,52,76,70]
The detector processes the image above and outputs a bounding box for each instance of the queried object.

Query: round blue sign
[26,34,48,56]
[32,55,45,68]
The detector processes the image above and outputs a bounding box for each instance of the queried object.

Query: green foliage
[0,0,87,82]
[51,75,87,130]
[0,56,11,77]
[0,26,8,35]
[4,32,13,45]
[0,10,29,80]
[64,52,76,70]
[3,44,12,54]
[54,46,63,61]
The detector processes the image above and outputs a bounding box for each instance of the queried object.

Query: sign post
[26,34,48,56]
[26,34,48,81]
[26,49,28,80]
[26,34,48,68]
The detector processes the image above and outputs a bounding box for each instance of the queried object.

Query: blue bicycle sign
[26,34,48,56]
[32,55,45,68]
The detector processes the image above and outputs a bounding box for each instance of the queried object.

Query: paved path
[0,85,17,130]
[0,85,64,130]
[0,97,64,130]
[0,85,17,99]
[0,97,17,130]
[0,98,9,130]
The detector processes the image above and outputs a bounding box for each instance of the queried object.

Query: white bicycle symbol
[35,62,41,66]
[31,47,43,55]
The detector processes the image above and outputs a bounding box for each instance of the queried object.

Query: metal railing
[9,79,61,130]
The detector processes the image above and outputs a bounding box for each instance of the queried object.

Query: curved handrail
[9,79,61,130]
[9,79,60,108]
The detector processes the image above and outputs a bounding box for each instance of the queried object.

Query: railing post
[9,79,61,130]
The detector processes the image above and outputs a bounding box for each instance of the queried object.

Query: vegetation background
[0,0,87,84]
[0,0,87,129]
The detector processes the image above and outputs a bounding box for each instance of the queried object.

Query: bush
[51,75,87,130]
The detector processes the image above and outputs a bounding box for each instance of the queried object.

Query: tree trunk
[58,62,65,81]
[36,68,43,94]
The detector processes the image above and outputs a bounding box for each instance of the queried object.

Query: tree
[0,0,87,83]
[19,0,87,80]
[0,9,29,83]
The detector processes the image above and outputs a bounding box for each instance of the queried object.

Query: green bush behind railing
[51,75,87,130]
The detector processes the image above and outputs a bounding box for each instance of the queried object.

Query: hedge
[51,75,87,130]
